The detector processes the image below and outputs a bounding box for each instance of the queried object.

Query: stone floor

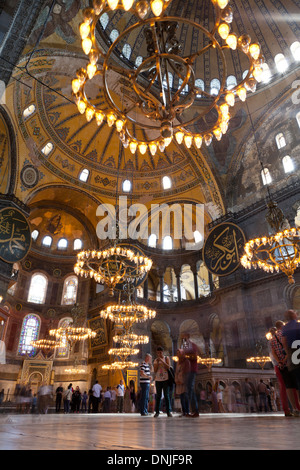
[0,412,299,451]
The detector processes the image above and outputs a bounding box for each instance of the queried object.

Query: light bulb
[136,0,149,18]
[80,22,90,39]
[220,121,228,134]
[238,34,251,54]
[221,5,233,23]
[225,92,235,107]
[194,135,202,149]
[249,43,261,60]
[245,77,257,93]
[237,87,247,101]
[150,0,163,16]
[184,135,193,149]
[226,33,237,50]
[95,111,105,126]
[204,134,212,146]
[115,119,124,132]
[86,107,95,122]
[175,131,184,144]
[158,141,165,152]
[139,143,148,155]
[107,112,116,127]
[107,0,119,9]
[220,103,229,116]
[89,49,99,65]
[218,23,230,40]
[77,100,87,114]
[72,79,81,94]
[217,0,229,9]
[149,142,157,156]
[253,66,263,82]
[122,0,134,10]
[87,63,97,79]
[129,141,138,153]
[93,0,104,15]
[82,38,92,55]
[213,128,222,141]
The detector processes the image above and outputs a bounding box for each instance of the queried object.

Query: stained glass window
[62,276,78,305]
[55,318,73,358]
[18,314,40,356]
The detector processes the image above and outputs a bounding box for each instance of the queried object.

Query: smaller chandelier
[64,367,87,374]
[100,302,156,328]
[241,200,300,284]
[108,346,140,357]
[49,326,97,342]
[113,332,149,346]
[31,338,63,350]
[197,356,222,367]
[246,356,271,370]
[102,360,139,370]
[74,246,152,296]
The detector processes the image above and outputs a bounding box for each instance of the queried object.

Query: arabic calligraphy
[203,223,246,276]
[0,208,31,263]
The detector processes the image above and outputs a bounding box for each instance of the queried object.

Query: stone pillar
[193,270,199,299]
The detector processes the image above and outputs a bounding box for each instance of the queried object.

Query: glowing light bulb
[158,141,165,152]
[80,22,90,39]
[225,92,235,107]
[213,128,222,141]
[107,112,116,127]
[237,87,247,101]
[253,66,263,82]
[87,63,97,79]
[107,0,119,9]
[204,134,213,146]
[72,79,81,94]
[89,49,99,65]
[122,0,134,10]
[85,107,95,122]
[184,135,193,148]
[77,100,87,114]
[95,111,105,126]
[226,33,237,50]
[150,0,163,16]
[82,38,92,55]
[139,143,147,155]
[149,142,157,156]
[129,141,138,153]
[115,119,124,132]
[194,135,202,149]
[217,0,229,9]
[175,131,184,144]
[136,0,149,19]
[218,23,230,40]
[249,43,261,60]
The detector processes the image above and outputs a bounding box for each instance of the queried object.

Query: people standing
[72,386,82,413]
[257,380,268,412]
[153,346,172,418]
[63,384,73,414]
[81,390,88,413]
[55,383,63,413]
[175,348,190,417]
[139,353,152,416]
[116,380,125,413]
[103,387,111,413]
[181,333,200,417]
[92,380,102,413]
[244,378,256,413]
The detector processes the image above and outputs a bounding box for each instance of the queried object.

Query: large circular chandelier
[100,302,156,327]
[72,0,265,155]
[49,326,97,343]
[74,245,152,296]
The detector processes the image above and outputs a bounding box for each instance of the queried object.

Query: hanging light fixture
[72,0,265,155]
[246,356,271,370]
[49,325,97,343]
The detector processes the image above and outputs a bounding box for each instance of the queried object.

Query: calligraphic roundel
[0,208,32,263]
[203,222,246,277]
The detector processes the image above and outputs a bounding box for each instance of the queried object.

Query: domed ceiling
[4,0,300,224]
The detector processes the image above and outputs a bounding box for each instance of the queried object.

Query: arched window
[261,63,272,83]
[275,53,288,73]
[57,238,68,250]
[41,142,54,156]
[148,233,157,248]
[18,314,40,356]
[122,179,131,192]
[42,235,52,247]
[28,273,48,304]
[74,239,83,251]
[163,72,173,90]
[135,56,143,68]
[23,104,36,119]
[163,235,173,250]
[226,75,237,90]
[291,41,300,61]
[110,29,119,43]
[275,132,286,149]
[61,276,78,305]
[194,230,203,244]
[195,79,205,95]
[122,43,131,60]
[100,12,109,30]
[31,230,39,241]
[162,176,172,190]
[282,155,294,173]
[178,78,189,94]
[261,168,272,186]
[210,78,220,96]
[79,168,90,182]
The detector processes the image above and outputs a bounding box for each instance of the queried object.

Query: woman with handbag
[153,346,172,417]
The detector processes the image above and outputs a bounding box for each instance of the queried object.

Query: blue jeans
[187,372,198,413]
[180,392,189,414]
[140,382,150,415]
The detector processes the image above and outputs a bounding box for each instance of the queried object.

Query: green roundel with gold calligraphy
[203,222,246,277]
[0,207,32,263]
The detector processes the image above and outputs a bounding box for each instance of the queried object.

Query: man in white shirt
[116,379,125,413]
[92,380,102,413]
